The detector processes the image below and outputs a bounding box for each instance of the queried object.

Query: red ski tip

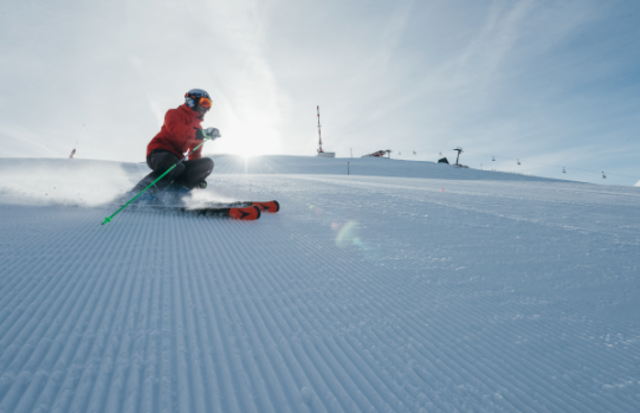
[252,200,280,213]
[228,206,261,220]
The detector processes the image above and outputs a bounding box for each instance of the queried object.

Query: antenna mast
[317,105,323,153]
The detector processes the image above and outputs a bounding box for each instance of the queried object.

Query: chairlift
[562,167,566,174]
[413,151,416,155]
[492,156,496,161]
[517,159,521,165]
[602,171,606,179]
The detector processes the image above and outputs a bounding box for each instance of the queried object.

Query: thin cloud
[0,0,637,185]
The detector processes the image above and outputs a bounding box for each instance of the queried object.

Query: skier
[131,88,221,198]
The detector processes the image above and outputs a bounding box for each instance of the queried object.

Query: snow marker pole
[69,124,85,159]
[102,138,210,225]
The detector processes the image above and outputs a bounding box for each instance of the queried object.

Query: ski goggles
[186,94,212,109]
[197,96,212,109]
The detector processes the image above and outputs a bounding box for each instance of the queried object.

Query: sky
[0,0,639,185]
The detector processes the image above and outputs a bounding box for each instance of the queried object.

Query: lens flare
[335,221,376,259]
[335,221,360,248]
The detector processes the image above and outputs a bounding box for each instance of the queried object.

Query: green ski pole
[102,138,210,225]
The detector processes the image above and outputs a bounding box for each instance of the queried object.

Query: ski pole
[102,138,210,225]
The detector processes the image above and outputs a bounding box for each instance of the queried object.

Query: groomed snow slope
[1,156,639,413]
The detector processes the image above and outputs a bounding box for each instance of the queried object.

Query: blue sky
[1,0,638,185]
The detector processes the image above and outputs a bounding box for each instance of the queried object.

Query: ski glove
[206,127,221,139]
[196,127,221,141]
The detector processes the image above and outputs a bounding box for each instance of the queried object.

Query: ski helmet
[185,89,212,110]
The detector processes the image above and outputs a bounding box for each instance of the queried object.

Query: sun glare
[212,124,281,157]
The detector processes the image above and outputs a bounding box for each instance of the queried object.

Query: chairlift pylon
[453,147,464,166]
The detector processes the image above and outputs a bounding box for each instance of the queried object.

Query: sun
[205,123,282,157]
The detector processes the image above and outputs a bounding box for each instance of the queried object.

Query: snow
[1,155,639,413]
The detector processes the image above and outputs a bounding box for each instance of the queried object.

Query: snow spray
[102,137,211,225]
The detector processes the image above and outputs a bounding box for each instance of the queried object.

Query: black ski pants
[132,150,214,193]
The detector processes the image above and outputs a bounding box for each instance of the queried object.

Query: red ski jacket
[147,103,204,161]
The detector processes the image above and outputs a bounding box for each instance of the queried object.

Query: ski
[210,200,280,213]
[123,200,278,221]
[185,205,262,220]
[138,205,262,220]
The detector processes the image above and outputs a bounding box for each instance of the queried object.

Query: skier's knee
[203,157,214,174]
